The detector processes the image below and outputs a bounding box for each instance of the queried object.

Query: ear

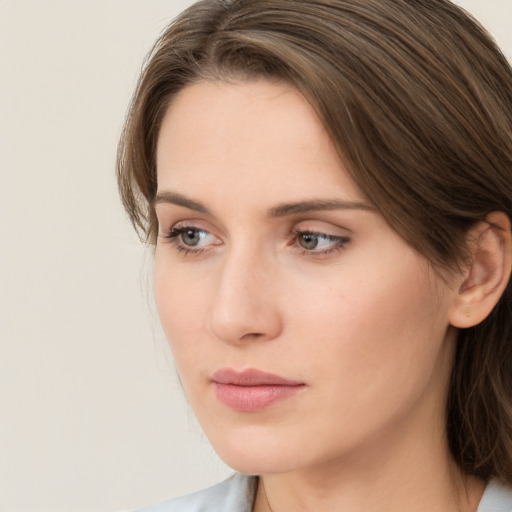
[449,211,512,328]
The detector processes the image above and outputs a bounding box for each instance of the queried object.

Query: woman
[117,0,512,510]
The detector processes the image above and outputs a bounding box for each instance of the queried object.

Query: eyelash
[160,226,350,257]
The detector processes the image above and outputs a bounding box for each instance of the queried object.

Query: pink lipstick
[211,368,305,412]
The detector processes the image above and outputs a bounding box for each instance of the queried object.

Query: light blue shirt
[137,474,512,511]
[137,474,255,512]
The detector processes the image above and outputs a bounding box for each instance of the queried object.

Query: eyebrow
[268,199,374,217]
[154,190,374,217]
[154,191,212,215]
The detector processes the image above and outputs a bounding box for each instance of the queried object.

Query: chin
[217,448,300,476]
[205,427,318,476]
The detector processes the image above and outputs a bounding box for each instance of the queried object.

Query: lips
[211,368,305,412]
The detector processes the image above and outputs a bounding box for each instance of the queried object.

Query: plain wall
[1,1,511,511]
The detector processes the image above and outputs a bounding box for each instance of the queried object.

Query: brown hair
[117,0,512,483]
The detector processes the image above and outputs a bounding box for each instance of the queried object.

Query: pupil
[300,233,318,250]
[183,230,201,246]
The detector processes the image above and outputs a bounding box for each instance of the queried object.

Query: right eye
[173,228,210,247]
[161,226,220,254]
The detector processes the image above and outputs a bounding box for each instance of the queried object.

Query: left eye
[296,232,347,251]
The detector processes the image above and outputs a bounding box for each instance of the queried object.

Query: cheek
[298,248,436,362]
[153,258,211,368]
[306,252,451,417]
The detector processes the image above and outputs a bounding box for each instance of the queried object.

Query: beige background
[1,1,511,511]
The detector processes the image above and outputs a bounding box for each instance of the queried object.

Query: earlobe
[449,211,512,329]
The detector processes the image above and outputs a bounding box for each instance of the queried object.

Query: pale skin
[153,79,511,512]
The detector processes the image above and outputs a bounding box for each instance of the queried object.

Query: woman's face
[154,80,459,476]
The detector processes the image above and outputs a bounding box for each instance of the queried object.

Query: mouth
[211,368,306,412]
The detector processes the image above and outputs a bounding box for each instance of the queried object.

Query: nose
[208,247,283,345]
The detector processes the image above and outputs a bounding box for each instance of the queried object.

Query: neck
[254,396,485,512]
[256,447,484,512]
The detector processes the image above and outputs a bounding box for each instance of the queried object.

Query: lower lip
[213,383,304,412]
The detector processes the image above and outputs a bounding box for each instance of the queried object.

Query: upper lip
[211,368,304,387]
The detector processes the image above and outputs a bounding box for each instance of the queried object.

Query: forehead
[155,79,363,205]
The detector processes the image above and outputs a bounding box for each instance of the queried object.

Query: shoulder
[478,479,512,512]
[134,473,257,512]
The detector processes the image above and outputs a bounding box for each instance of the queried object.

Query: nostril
[240,332,266,341]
